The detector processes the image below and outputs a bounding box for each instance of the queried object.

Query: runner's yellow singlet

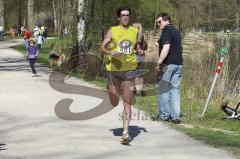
[106,26,138,71]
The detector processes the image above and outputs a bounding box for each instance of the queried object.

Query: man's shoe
[151,115,170,122]
[171,119,181,124]
[120,133,131,144]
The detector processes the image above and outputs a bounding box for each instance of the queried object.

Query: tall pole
[201,35,229,117]
[201,49,226,117]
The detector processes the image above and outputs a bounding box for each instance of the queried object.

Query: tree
[27,0,34,30]
[170,0,240,32]
[52,0,58,34]
[77,0,86,52]
[0,0,4,28]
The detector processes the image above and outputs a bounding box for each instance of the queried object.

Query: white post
[201,56,224,117]
[200,42,229,117]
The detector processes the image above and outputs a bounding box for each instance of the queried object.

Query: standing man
[154,13,183,124]
[101,6,140,144]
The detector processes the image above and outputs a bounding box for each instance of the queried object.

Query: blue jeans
[156,64,183,120]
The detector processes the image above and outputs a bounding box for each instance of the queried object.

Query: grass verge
[135,79,240,158]
[11,38,57,65]
[12,38,240,158]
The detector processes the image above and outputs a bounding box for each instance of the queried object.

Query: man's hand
[137,49,144,55]
[155,64,164,72]
[111,52,124,58]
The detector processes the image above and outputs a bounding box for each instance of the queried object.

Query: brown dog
[49,52,65,67]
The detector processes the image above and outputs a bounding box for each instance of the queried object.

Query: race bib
[118,41,132,54]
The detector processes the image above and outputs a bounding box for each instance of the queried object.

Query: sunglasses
[121,14,130,17]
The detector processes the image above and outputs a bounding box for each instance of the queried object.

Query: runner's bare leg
[121,80,134,132]
[108,84,120,106]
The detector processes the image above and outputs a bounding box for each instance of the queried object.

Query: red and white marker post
[201,48,228,117]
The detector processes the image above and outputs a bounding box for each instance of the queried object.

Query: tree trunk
[27,0,34,30]
[23,0,27,27]
[0,0,4,28]
[77,0,86,53]
[52,0,58,34]
[57,0,64,37]
[18,0,22,26]
[153,0,160,32]
[236,13,239,30]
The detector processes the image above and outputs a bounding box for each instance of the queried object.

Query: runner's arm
[101,29,123,57]
[101,29,113,55]
[136,41,142,53]
[156,44,170,70]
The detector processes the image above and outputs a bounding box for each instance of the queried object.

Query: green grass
[134,80,240,157]
[2,34,24,40]
[230,34,240,40]
[47,33,59,37]
[12,38,240,158]
[174,126,240,157]
[11,38,57,65]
